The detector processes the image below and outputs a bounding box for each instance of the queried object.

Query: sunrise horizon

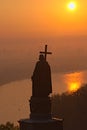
[0,1,87,129]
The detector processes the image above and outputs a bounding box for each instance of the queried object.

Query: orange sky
[0,0,87,86]
[0,0,87,38]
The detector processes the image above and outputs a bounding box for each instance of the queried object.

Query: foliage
[52,84,87,130]
[0,122,19,130]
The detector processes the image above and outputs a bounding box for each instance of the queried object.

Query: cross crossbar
[40,45,52,61]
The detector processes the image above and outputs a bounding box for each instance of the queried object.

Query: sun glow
[67,1,76,10]
[65,72,83,93]
[69,82,80,92]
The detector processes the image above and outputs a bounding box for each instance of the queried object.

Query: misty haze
[0,36,87,86]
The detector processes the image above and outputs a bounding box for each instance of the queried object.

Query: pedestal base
[30,97,51,119]
[19,118,63,130]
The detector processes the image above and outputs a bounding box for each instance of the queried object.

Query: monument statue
[31,54,52,97]
[19,45,63,130]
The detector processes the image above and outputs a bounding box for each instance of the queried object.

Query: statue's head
[39,54,45,61]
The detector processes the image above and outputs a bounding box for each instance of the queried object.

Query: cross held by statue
[40,45,52,61]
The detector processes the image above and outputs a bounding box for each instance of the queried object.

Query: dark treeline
[52,84,87,130]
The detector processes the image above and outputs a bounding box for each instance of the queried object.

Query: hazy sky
[0,0,87,38]
[0,0,87,85]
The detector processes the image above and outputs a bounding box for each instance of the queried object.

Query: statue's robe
[32,60,52,97]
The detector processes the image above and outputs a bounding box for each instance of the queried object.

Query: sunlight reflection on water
[64,72,84,93]
[52,71,86,94]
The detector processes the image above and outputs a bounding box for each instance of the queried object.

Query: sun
[67,1,76,11]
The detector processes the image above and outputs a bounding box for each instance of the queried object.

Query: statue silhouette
[31,54,52,97]
[19,45,63,130]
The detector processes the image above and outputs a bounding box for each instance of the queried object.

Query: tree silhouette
[52,84,87,130]
[0,122,19,130]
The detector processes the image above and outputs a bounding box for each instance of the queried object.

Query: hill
[52,84,87,130]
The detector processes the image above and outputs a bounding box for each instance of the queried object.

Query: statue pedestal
[19,118,63,130]
[19,97,63,130]
[30,97,52,119]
